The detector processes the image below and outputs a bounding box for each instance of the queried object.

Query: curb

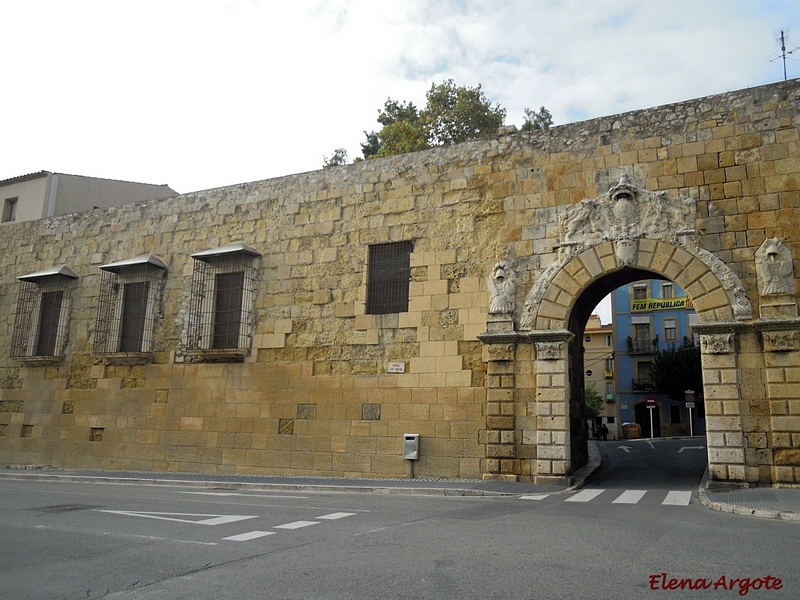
[563,440,602,493]
[0,471,519,497]
[698,468,800,521]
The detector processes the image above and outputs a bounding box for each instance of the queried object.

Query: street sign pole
[646,396,656,439]
[685,390,695,437]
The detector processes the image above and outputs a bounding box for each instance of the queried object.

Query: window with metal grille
[366,241,413,315]
[212,271,245,349]
[36,291,63,356]
[119,282,149,352]
[187,243,260,356]
[94,255,167,356]
[11,267,78,360]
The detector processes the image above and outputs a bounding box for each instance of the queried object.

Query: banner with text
[631,296,692,312]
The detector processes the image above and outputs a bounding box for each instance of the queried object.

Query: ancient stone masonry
[1,79,800,485]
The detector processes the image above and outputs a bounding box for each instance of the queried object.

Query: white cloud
[1,0,798,192]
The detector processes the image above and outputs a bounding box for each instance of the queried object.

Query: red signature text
[649,573,783,596]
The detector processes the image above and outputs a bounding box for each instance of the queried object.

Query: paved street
[1,440,798,599]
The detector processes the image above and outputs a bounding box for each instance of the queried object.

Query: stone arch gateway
[478,175,784,485]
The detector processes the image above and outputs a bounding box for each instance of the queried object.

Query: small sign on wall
[387,362,406,373]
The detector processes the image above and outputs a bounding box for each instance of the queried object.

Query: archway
[479,175,756,485]
[566,268,678,469]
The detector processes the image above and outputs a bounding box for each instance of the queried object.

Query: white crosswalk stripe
[662,491,692,506]
[565,489,605,502]
[519,489,693,506]
[612,490,647,504]
[223,531,276,541]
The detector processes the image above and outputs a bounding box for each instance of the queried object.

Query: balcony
[632,378,658,392]
[604,369,614,378]
[605,393,615,403]
[626,337,659,354]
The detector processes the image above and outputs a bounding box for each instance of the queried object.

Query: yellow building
[583,314,617,439]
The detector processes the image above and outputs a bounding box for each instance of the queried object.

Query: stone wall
[1,79,799,483]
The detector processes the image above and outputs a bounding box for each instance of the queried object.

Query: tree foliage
[327,80,551,165]
[521,106,553,132]
[323,148,349,168]
[363,79,507,160]
[651,341,703,402]
[584,382,604,422]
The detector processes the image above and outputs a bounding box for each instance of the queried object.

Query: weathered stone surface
[0,80,799,483]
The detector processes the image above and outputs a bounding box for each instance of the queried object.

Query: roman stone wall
[1,79,799,484]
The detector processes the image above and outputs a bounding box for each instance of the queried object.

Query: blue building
[612,279,704,438]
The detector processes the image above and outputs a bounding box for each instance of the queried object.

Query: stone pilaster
[695,323,747,482]
[478,315,519,481]
[526,329,573,485]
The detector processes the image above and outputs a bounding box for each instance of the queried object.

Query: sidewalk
[2,440,799,520]
[699,471,800,521]
[0,440,601,498]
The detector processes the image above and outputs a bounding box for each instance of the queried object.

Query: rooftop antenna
[771,29,798,81]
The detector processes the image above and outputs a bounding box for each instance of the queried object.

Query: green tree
[323,148,349,168]
[422,79,506,146]
[521,106,553,132]
[375,120,429,158]
[584,382,604,422]
[651,340,703,402]
[359,131,381,160]
[360,79,508,160]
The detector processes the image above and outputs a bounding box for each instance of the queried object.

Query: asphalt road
[0,440,797,599]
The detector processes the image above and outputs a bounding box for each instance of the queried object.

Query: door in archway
[634,401,661,438]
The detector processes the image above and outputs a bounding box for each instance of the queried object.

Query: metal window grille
[366,241,413,315]
[36,291,63,356]
[187,252,257,351]
[94,263,165,355]
[212,271,244,349]
[11,275,74,358]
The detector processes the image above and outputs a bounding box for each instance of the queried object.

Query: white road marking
[612,490,647,504]
[274,520,320,530]
[519,494,550,501]
[678,446,705,453]
[646,440,656,449]
[662,491,692,506]
[316,512,356,520]
[223,531,276,541]
[97,510,257,525]
[618,446,631,453]
[179,492,308,499]
[565,489,605,502]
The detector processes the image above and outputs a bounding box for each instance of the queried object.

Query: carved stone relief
[756,238,795,296]
[535,341,565,360]
[762,330,798,352]
[520,174,753,329]
[700,333,736,355]
[487,262,517,315]
[485,343,516,362]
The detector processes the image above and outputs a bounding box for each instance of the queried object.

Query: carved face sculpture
[612,191,636,222]
[492,262,508,283]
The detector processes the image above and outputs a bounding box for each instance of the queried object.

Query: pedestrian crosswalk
[520,489,693,506]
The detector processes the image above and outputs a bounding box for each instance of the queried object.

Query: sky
[3,0,799,322]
